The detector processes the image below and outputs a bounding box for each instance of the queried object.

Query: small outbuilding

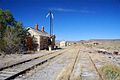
[60,41,67,47]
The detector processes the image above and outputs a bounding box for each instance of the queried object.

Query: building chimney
[41,26,44,32]
[35,24,39,30]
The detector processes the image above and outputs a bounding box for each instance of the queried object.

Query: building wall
[27,28,55,51]
[40,36,49,50]
[60,41,67,47]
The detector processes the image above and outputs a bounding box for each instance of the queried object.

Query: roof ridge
[28,27,50,37]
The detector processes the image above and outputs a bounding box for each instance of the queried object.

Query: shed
[60,41,67,47]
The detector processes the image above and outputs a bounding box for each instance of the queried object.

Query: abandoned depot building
[27,24,55,51]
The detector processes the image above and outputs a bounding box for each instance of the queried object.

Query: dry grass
[81,40,120,52]
[99,64,120,80]
[94,41,120,52]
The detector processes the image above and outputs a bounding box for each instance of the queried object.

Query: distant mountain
[56,39,120,43]
[89,39,120,41]
[55,40,79,43]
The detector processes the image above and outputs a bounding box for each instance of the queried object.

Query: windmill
[46,10,54,36]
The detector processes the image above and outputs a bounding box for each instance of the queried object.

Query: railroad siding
[70,50,100,80]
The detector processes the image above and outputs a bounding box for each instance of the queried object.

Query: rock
[113,51,119,55]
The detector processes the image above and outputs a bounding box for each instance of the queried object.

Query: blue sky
[0,0,120,40]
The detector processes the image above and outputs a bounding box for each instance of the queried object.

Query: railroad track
[56,46,105,80]
[87,53,104,80]
[0,51,57,71]
[68,48,80,80]
[0,48,70,80]
[56,46,81,80]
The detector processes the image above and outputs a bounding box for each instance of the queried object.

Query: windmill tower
[46,10,55,50]
[46,10,54,36]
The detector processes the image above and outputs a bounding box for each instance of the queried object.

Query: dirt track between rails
[22,45,118,80]
[0,45,120,80]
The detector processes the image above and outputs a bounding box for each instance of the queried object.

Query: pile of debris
[97,49,119,55]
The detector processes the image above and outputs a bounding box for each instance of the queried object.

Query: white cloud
[50,8,78,12]
[48,8,95,13]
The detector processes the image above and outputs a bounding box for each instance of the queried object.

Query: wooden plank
[0,71,16,74]
[0,73,12,77]
[0,76,7,80]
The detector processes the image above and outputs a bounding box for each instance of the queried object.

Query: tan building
[27,24,55,51]
[60,41,67,47]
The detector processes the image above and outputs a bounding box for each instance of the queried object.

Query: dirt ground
[0,50,56,70]
[0,42,120,80]
[16,44,120,80]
